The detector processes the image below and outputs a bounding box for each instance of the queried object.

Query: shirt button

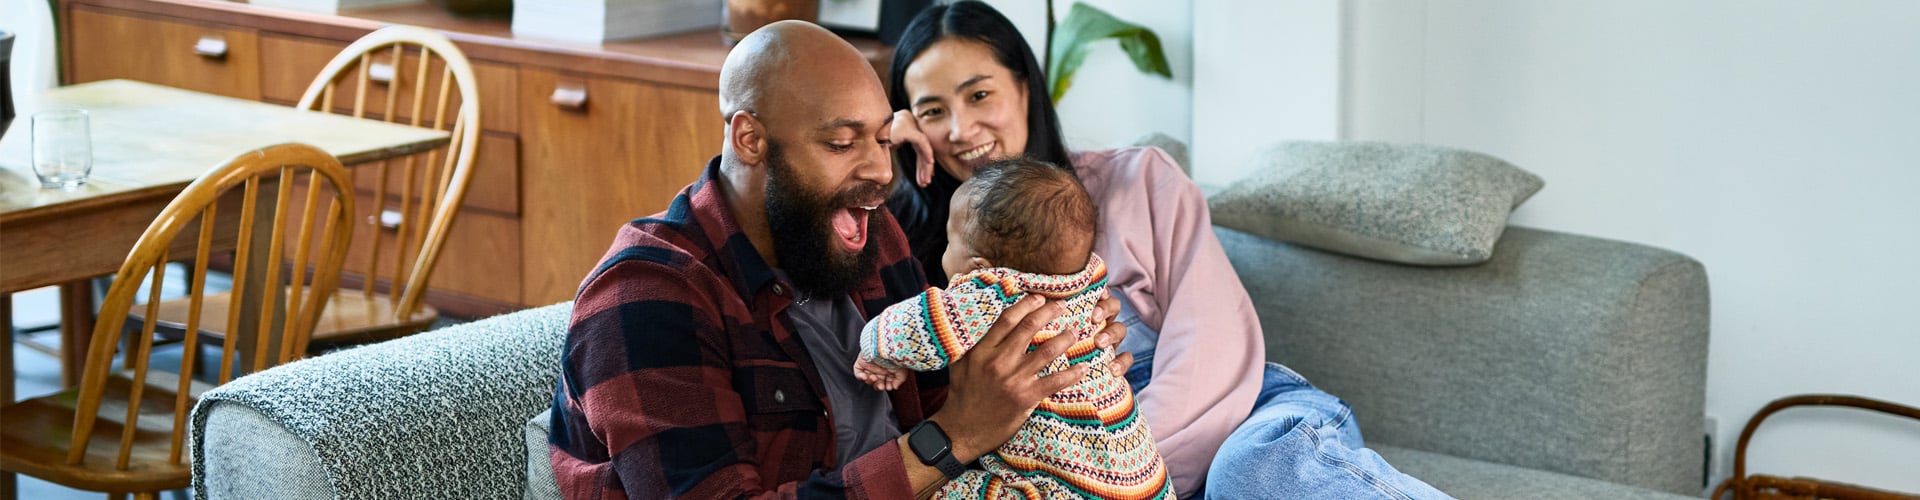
[772,283,786,296]
[773,389,786,403]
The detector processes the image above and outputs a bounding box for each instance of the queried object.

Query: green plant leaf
[1046,2,1173,105]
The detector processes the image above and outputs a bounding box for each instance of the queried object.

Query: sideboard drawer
[259,33,520,135]
[66,7,261,99]
[346,132,519,216]
[334,192,524,306]
[516,68,722,304]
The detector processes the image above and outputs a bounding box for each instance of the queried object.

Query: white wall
[981,0,1193,155]
[1346,0,1920,492]
[3,0,61,99]
[1192,0,1344,186]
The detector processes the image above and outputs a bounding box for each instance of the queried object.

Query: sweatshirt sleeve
[1078,147,1264,495]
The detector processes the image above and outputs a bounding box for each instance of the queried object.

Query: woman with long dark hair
[883,3,1447,498]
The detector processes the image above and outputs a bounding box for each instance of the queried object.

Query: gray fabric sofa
[190,226,1710,499]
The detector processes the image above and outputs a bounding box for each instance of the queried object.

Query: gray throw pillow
[1207,141,1543,266]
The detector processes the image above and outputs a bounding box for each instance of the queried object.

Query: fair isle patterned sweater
[859,253,1174,499]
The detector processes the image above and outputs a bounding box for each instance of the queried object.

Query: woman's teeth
[956,142,994,161]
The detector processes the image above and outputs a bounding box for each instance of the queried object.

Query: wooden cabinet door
[518,69,723,305]
[65,7,261,99]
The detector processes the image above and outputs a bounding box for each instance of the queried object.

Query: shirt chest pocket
[732,364,824,432]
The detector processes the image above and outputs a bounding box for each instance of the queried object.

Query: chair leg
[1,471,14,500]
[108,492,127,500]
[133,492,160,500]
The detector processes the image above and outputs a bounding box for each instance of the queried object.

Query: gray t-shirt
[786,290,902,465]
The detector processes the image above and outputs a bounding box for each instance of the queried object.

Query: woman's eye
[827,142,854,152]
[918,107,945,119]
[971,90,989,102]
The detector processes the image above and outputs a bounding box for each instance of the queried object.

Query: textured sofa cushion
[525,409,560,500]
[190,302,573,500]
[1373,445,1701,500]
[1208,141,1543,265]
[1217,226,1710,495]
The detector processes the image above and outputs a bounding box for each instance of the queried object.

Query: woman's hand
[1094,295,1134,375]
[890,109,936,187]
[929,295,1087,462]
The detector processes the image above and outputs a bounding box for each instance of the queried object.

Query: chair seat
[134,288,440,352]
[0,372,211,492]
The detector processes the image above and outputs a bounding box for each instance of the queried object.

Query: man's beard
[764,141,887,297]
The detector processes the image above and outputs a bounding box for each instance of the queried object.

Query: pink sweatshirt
[1072,147,1265,494]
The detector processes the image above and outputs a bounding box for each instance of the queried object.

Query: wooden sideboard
[58,0,891,316]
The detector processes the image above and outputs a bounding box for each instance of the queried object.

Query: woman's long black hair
[885,0,1076,284]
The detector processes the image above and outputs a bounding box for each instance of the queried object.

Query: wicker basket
[1711,395,1920,500]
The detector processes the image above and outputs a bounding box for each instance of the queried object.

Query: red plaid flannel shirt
[548,157,945,499]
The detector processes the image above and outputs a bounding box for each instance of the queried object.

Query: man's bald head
[719,20,883,135]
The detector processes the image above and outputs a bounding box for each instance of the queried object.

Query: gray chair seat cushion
[1375,445,1699,500]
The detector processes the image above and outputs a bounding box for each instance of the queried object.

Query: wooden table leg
[58,280,96,388]
[2,296,22,500]
[3,293,13,404]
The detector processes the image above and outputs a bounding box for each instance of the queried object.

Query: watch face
[909,422,950,461]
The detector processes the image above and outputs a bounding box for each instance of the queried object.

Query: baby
[855,159,1172,499]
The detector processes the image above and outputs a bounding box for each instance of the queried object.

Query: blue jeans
[1125,359,1449,499]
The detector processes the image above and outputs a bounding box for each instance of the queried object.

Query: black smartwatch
[905,420,965,480]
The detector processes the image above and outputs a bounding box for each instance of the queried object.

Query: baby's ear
[969,257,993,271]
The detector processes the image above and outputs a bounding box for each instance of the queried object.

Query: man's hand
[928,295,1087,463]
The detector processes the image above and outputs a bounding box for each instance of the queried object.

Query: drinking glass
[33,109,93,190]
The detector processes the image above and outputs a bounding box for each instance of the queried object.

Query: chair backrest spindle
[295,26,480,323]
[64,144,356,469]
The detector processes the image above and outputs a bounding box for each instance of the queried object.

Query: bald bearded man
[546,21,1132,499]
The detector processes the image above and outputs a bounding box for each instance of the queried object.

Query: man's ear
[729,110,767,166]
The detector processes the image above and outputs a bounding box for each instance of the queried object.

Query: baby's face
[941,181,982,281]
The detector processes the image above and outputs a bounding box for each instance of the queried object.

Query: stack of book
[250,0,424,14]
[513,0,723,43]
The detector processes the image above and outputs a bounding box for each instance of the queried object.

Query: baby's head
[942,158,1097,279]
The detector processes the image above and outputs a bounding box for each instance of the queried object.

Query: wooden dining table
[0,79,449,403]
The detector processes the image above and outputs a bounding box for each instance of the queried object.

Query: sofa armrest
[1218,226,1710,495]
[190,302,574,500]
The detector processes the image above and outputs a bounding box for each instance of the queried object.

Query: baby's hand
[853,358,909,391]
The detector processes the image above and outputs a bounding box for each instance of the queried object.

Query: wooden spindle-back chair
[0,144,355,499]
[291,25,482,348]
[143,26,481,352]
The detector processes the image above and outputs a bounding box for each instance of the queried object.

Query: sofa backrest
[191,302,574,500]
[1218,225,1710,495]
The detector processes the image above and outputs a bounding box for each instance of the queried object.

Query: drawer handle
[368,61,396,84]
[550,83,588,111]
[373,209,404,230]
[194,35,228,60]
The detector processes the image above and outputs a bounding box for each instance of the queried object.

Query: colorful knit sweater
[859,253,1174,499]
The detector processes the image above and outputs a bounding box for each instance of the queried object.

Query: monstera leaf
[1046,2,1172,105]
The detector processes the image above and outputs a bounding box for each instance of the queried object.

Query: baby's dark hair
[961,158,1097,275]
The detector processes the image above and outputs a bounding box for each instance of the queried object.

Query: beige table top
[0,79,449,224]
